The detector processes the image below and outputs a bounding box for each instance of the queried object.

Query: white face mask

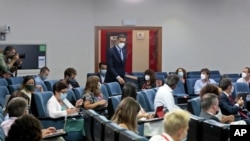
[100,69,107,75]
[242,72,247,78]
[201,74,206,80]
[231,86,234,94]
[118,43,125,48]
[178,72,184,77]
[145,75,150,80]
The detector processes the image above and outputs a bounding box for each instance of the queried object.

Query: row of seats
[84,109,148,141]
[187,115,230,141]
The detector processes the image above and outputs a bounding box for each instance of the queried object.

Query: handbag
[65,117,85,136]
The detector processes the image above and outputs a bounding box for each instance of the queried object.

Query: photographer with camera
[2,46,23,76]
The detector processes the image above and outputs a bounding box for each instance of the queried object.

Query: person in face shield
[125,69,163,90]
[194,68,216,94]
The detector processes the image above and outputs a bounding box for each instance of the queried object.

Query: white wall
[1,0,250,85]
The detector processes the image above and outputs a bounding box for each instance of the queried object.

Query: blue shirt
[194,79,216,94]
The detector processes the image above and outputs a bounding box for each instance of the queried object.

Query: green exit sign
[39,44,46,52]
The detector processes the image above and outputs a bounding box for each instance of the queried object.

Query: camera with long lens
[11,53,25,71]
[19,53,25,59]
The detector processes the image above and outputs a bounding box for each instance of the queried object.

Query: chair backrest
[87,73,99,78]
[202,120,230,141]
[6,76,24,85]
[187,115,205,141]
[155,75,165,84]
[7,84,20,94]
[155,72,168,78]
[84,109,99,141]
[173,80,186,94]
[233,82,250,95]
[131,72,144,77]
[31,91,53,117]
[0,86,10,108]
[186,78,199,95]
[187,97,201,116]
[100,84,109,101]
[44,79,59,91]
[0,126,5,141]
[119,130,148,141]
[104,122,126,141]
[66,89,77,105]
[136,91,149,112]
[73,87,84,100]
[93,115,111,141]
[108,95,121,119]
[210,70,221,75]
[141,89,156,112]
[34,76,48,91]
[187,71,200,76]
[105,82,122,96]
[0,78,8,86]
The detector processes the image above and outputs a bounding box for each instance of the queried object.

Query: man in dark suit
[200,93,221,122]
[104,34,126,86]
[219,78,248,119]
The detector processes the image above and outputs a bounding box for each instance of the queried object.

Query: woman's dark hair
[175,67,187,78]
[53,81,67,94]
[144,69,156,85]
[121,82,137,100]
[199,83,220,97]
[6,115,42,141]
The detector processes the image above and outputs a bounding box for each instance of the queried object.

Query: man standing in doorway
[104,34,126,87]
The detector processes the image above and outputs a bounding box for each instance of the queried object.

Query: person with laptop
[154,74,180,112]
[47,81,83,118]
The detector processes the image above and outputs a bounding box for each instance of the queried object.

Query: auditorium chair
[93,115,112,141]
[187,97,201,116]
[84,109,99,141]
[119,130,148,141]
[104,122,126,141]
[44,79,59,91]
[7,84,20,94]
[73,87,84,100]
[105,82,122,96]
[0,78,8,86]
[6,76,23,85]
[141,89,156,112]
[201,120,230,141]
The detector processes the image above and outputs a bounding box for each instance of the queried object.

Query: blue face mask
[60,93,67,100]
[41,75,47,80]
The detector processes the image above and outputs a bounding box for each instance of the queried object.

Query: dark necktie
[228,95,234,104]
[120,49,124,61]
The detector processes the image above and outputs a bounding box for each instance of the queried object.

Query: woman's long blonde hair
[111,97,140,133]
[84,76,100,96]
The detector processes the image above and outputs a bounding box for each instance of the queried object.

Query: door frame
[95,26,162,72]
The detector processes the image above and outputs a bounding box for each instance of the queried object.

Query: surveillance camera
[4,25,10,33]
